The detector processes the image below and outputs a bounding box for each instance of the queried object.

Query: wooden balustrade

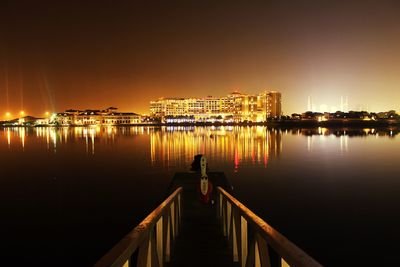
[94,187,183,267]
[217,187,323,267]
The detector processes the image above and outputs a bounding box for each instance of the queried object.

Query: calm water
[1,126,399,266]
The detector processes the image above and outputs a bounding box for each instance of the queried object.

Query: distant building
[267,91,282,118]
[149,90,282,122]
[52,107,141,126]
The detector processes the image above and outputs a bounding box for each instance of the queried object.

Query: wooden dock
[166,172,235,267]
[94,171,322,267]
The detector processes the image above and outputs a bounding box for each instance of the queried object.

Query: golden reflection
[340,135,349,153]
[50,128,57,152]
[7,128,11,148]
[46,128,50,150]
[0,127,397,160]
[19,127,25,150]
[149,126,282,170]
[90,128,95,155]
[307,136,312,152]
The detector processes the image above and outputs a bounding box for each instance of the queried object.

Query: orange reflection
[149,126,282,170]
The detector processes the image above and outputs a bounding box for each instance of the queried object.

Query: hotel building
[52,107,141,126]
[150,91,282,122]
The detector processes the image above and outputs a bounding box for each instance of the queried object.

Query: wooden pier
[165,172,234,267]
[94,172,322,267]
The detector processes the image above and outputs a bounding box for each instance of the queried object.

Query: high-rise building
[267,91,282,118]
[149,90,282,122]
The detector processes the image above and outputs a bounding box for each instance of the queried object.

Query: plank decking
[166,172,236,267]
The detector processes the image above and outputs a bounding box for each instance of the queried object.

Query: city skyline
[1,1,400,116]
[0,89,399,119]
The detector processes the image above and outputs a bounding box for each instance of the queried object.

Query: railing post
[255,240,261,267]
[163,210,170,262]
[178,193,182,231]
[170,202,175,240]
[215,187,322,267]
[156,217,163,267]
[137,233,150,267]
[256,234,271,267]
[174,198,179,236]
[227,201,232,240]
[150,228,160,267]
[281,258,290,267]
[176,197,179,236]
[241,216,248,267]
[245,227,256,267]
[222,198,227,237]
[217,190,221,221]
[93,187,183,267]
[232,208,240,262]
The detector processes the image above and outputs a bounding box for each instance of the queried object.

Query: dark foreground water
[0,126,399,267]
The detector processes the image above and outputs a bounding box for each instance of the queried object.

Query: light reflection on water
[0,126,399,267]
[149,126,282,171]
[1,126,398,168]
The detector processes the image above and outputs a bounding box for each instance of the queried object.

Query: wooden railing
[217,187,323,267]
[94,187,183,267]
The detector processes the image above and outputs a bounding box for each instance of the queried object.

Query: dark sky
[1,0,400,116]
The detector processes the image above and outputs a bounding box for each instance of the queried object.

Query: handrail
[94,187,183,267]
[217,186,323,267]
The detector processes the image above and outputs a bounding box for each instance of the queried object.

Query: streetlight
[45,111,49,117]
[20,111,25,117]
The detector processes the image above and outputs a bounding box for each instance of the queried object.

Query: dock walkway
[94,171,322,267]
[166,172,235,267]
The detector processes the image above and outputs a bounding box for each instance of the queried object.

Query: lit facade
[150,90,282,122]
[52,107,141,126]
[266,91,282,118]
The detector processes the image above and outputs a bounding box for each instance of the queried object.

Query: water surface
[1,126,399,266]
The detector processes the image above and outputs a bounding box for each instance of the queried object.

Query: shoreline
[0,120,399,129]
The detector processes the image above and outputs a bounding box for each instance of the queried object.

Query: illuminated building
[150,90,282,122]
[52,107,141,126]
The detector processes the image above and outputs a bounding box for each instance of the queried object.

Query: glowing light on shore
[4,112,12,120]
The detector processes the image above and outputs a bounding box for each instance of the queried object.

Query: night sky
[1,0,399,116]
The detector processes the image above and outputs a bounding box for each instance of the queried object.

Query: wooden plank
[166,172,235,267]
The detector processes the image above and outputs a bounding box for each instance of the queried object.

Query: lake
[0,126,399,266]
